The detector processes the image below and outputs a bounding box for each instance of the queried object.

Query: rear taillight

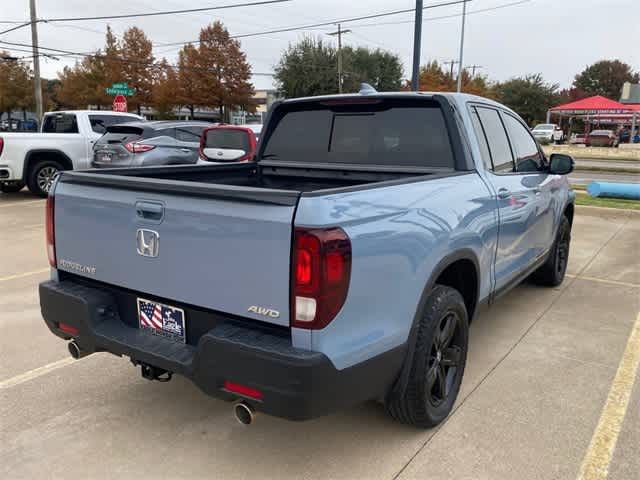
[292,227,351,329]
[46,191,56,267]
[0,137,4,156]
[124,141,155,153]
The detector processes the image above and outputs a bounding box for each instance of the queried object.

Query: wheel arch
[22,149,73,182]
[388,249,481,400]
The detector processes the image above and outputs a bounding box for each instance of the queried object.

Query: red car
[198,125,258,163]
[586,130,617,147]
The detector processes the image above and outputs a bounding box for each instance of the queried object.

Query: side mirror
[549,153,574,175]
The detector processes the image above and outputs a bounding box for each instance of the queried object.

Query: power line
[0,22,32,36]
[336,0,531,29]
[153,0,471,48]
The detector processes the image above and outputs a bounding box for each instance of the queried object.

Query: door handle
[497,188,511,199]
[135,201,164,222]
[532,188,542,196]
[180,148,191,153]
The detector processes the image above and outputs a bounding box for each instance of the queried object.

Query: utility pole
[456,0,468,93]
[327,24,351,94]
[410,0,423,91]
[29,0,43,123]
[466,64,483,77]
[443,60,459,79]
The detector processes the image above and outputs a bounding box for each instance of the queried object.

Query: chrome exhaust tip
[68,340,88,360]
[233,401,255,425]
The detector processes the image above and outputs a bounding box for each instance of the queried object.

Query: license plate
[137,298,186,343]
[98,152,112,163]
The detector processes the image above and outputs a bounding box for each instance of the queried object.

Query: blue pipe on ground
[586,182,640,200]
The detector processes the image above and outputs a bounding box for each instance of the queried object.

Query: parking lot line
[0,268,49,282]
[577,311,640,480]
[0,199,44,209]
[566,274,640,289]
[0,357,77,390]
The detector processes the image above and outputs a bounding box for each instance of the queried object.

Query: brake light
[46,191,56,267]
[292,227,351,329]
[0,137,4,156]
[124,141,155,153]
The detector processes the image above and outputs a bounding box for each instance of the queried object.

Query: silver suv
[92,120,213,168]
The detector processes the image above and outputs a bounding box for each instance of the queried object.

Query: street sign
[113,94,128,112]
[105,82,135,96]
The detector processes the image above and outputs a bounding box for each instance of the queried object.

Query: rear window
[89,114,139,134]
[42,114,78,133]
[205,129,250,151]
[262,100,454,168]
[97,125,146,145]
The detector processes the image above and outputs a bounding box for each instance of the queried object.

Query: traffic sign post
[112,94,128,112]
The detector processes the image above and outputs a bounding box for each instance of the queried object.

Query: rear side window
[263,101,455,168]
[42,114,78,133]
[502,113,543,172]
[205,129,250,151]
[475,107,514,173]
[89,114,139,134]
[176,126,206,142]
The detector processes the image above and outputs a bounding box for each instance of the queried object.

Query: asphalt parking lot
[1,193,639,480]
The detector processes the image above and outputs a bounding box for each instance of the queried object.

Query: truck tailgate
[53,180,297,327]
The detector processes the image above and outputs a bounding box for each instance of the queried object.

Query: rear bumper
[39,279,405,421]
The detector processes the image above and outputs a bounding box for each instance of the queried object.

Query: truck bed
[61,161,450,205]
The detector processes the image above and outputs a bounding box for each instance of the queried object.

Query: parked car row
[0,109,262,196]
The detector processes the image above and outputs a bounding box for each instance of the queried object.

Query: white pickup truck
[0,110,142,196]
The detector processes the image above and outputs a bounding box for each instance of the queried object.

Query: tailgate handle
[136,201,164,222]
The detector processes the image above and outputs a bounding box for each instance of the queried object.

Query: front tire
[386,285,469,428]
[26,160,62,197]
[532,216,571,286]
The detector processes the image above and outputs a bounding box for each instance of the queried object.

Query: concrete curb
[576,204,640,218]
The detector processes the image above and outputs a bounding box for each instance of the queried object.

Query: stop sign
[112,94,128,112]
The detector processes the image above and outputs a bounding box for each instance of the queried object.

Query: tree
[193,21,254,121]
[274,37,337,98]
[573,60,639,100]
[494,74,558,126]
[152,59,178,119]
[0,53,33,121]
[120,27,154,114]
[176,43,200,118]
[274,37,404,97]
[342,46,403,92]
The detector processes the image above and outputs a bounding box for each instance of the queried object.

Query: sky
[1,0,638,92]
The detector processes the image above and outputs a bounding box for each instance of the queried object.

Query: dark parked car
[586,129,617,147]
[92,121,213,168]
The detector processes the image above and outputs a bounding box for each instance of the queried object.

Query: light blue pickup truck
[39,89,575,428]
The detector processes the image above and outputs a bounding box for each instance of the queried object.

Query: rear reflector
[223,380,263,400]
[58,322,79,335]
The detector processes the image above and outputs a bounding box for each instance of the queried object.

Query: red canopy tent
[547,95,639,139]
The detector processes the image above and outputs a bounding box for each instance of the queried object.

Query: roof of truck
[44,110,144,117]
[280,90,510,111]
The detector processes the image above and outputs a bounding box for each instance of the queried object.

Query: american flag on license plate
[138,299,185,341]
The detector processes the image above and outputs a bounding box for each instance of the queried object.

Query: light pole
[411,0,424,91]
[456,0,468,93]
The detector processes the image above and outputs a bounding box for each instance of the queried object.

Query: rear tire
[0,181,25,193]
[385,285,469,428]
[26,160,62,197]
[532,216,571,286]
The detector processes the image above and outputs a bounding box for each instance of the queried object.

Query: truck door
[471,106,551,293]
